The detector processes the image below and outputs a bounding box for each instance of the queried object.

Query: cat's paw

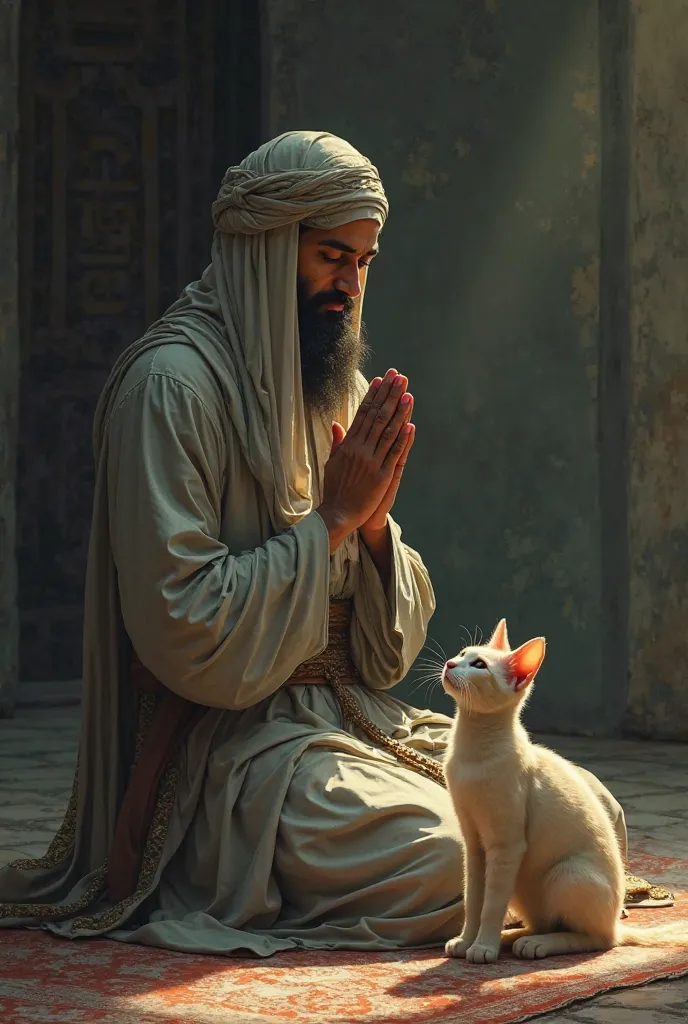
[466,942,500,964]
[445,935,473,958]
[512,935,551,959]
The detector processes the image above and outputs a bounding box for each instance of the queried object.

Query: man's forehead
[301,218,381,254]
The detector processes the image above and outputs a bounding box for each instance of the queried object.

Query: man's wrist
[315,504,353,554]
[359,518,390,547]
[359,517,393,589]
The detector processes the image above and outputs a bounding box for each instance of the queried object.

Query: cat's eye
[459,649,466,658]
[470,658,487,670]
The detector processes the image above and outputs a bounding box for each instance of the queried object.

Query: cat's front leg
[466,841,526,965]
[445,839,485,958]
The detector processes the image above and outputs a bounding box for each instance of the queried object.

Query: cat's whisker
[412,673,444,688]
[414,654,445,666]
[409,671,443,692]
[414,659,445,673]
[423,637,448,662]
[452,669,475,715]
[409,681,443,701]
[425,634,446,653]
[425,680,444,703]
[458,624,473,649]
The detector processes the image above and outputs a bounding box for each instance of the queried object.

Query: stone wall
[264,0,608,733]
[264,0,688,737]
[0,0,20,716]
[624,0,688,739]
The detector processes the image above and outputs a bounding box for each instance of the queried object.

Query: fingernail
[400,393,412,405]
[386,368,398,380]
[393,374,404,386]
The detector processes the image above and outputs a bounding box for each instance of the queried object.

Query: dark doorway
[17,0,262,681]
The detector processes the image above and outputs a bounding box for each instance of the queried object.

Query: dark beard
[297,280,368,419]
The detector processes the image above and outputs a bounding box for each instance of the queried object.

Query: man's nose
[334,264,362,299]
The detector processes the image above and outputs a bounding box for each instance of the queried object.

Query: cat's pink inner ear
[488,618,510,651]
[507,637,546,690]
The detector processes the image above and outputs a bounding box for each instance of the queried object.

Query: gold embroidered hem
[0,690,179,930]
[6,759,79,874]
[624,873,675,906]
[72,760,181,933]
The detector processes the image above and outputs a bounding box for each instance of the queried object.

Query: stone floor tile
[0,843,50,866]
[42,750,78,766]
[625,813,686,831]
[0,816,66,834]
[0,736,77,753]
[0,757,54,773]
[0,804,70,823]
[624,794,688,815]
[642,821,688,843]
[0,832,60,853]
[0,850,33,867]
[599,780,682,800]
[597,975,688,1010]
[0,766,74,782]
[566,1008,685,1022]
[0,788,71,805]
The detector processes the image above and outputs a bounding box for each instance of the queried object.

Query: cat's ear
[507,637,546,691]
[487,618,510,651]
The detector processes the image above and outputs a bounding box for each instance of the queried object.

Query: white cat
[442,618,687,964]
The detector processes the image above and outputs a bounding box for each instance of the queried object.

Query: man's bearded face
[297,280,368,418]
[295,219,380,419]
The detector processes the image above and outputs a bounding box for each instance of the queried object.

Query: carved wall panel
[18,0,217,679]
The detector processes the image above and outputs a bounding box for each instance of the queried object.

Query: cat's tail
[617,923,688,948]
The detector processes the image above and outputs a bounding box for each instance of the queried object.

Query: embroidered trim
[0,691,160,923]
[6,757,80,874]
[71,761,180,933]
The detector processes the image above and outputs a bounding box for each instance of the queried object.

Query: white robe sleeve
[106,372,331,710]
[350,516,436,690]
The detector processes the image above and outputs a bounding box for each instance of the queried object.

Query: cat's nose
[446,660,457,670]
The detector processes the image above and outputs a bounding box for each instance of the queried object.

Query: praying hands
[318,367,415,556]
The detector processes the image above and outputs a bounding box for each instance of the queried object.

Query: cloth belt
[283,598,358,684]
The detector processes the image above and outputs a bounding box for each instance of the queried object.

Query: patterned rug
[1,849,687,1024]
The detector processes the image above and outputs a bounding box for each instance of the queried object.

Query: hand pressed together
[317,368,415,553]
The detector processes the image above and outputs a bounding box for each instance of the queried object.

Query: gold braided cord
[330,677,446,787]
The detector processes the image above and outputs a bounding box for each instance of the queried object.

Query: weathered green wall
[623,0,688,740]
[0,0,20,717]
[264,0,607,732]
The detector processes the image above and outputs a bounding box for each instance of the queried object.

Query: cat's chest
[446,755,526,805]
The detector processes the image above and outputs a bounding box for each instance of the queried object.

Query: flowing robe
[0,341,469,955]
[0,341,627,956]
